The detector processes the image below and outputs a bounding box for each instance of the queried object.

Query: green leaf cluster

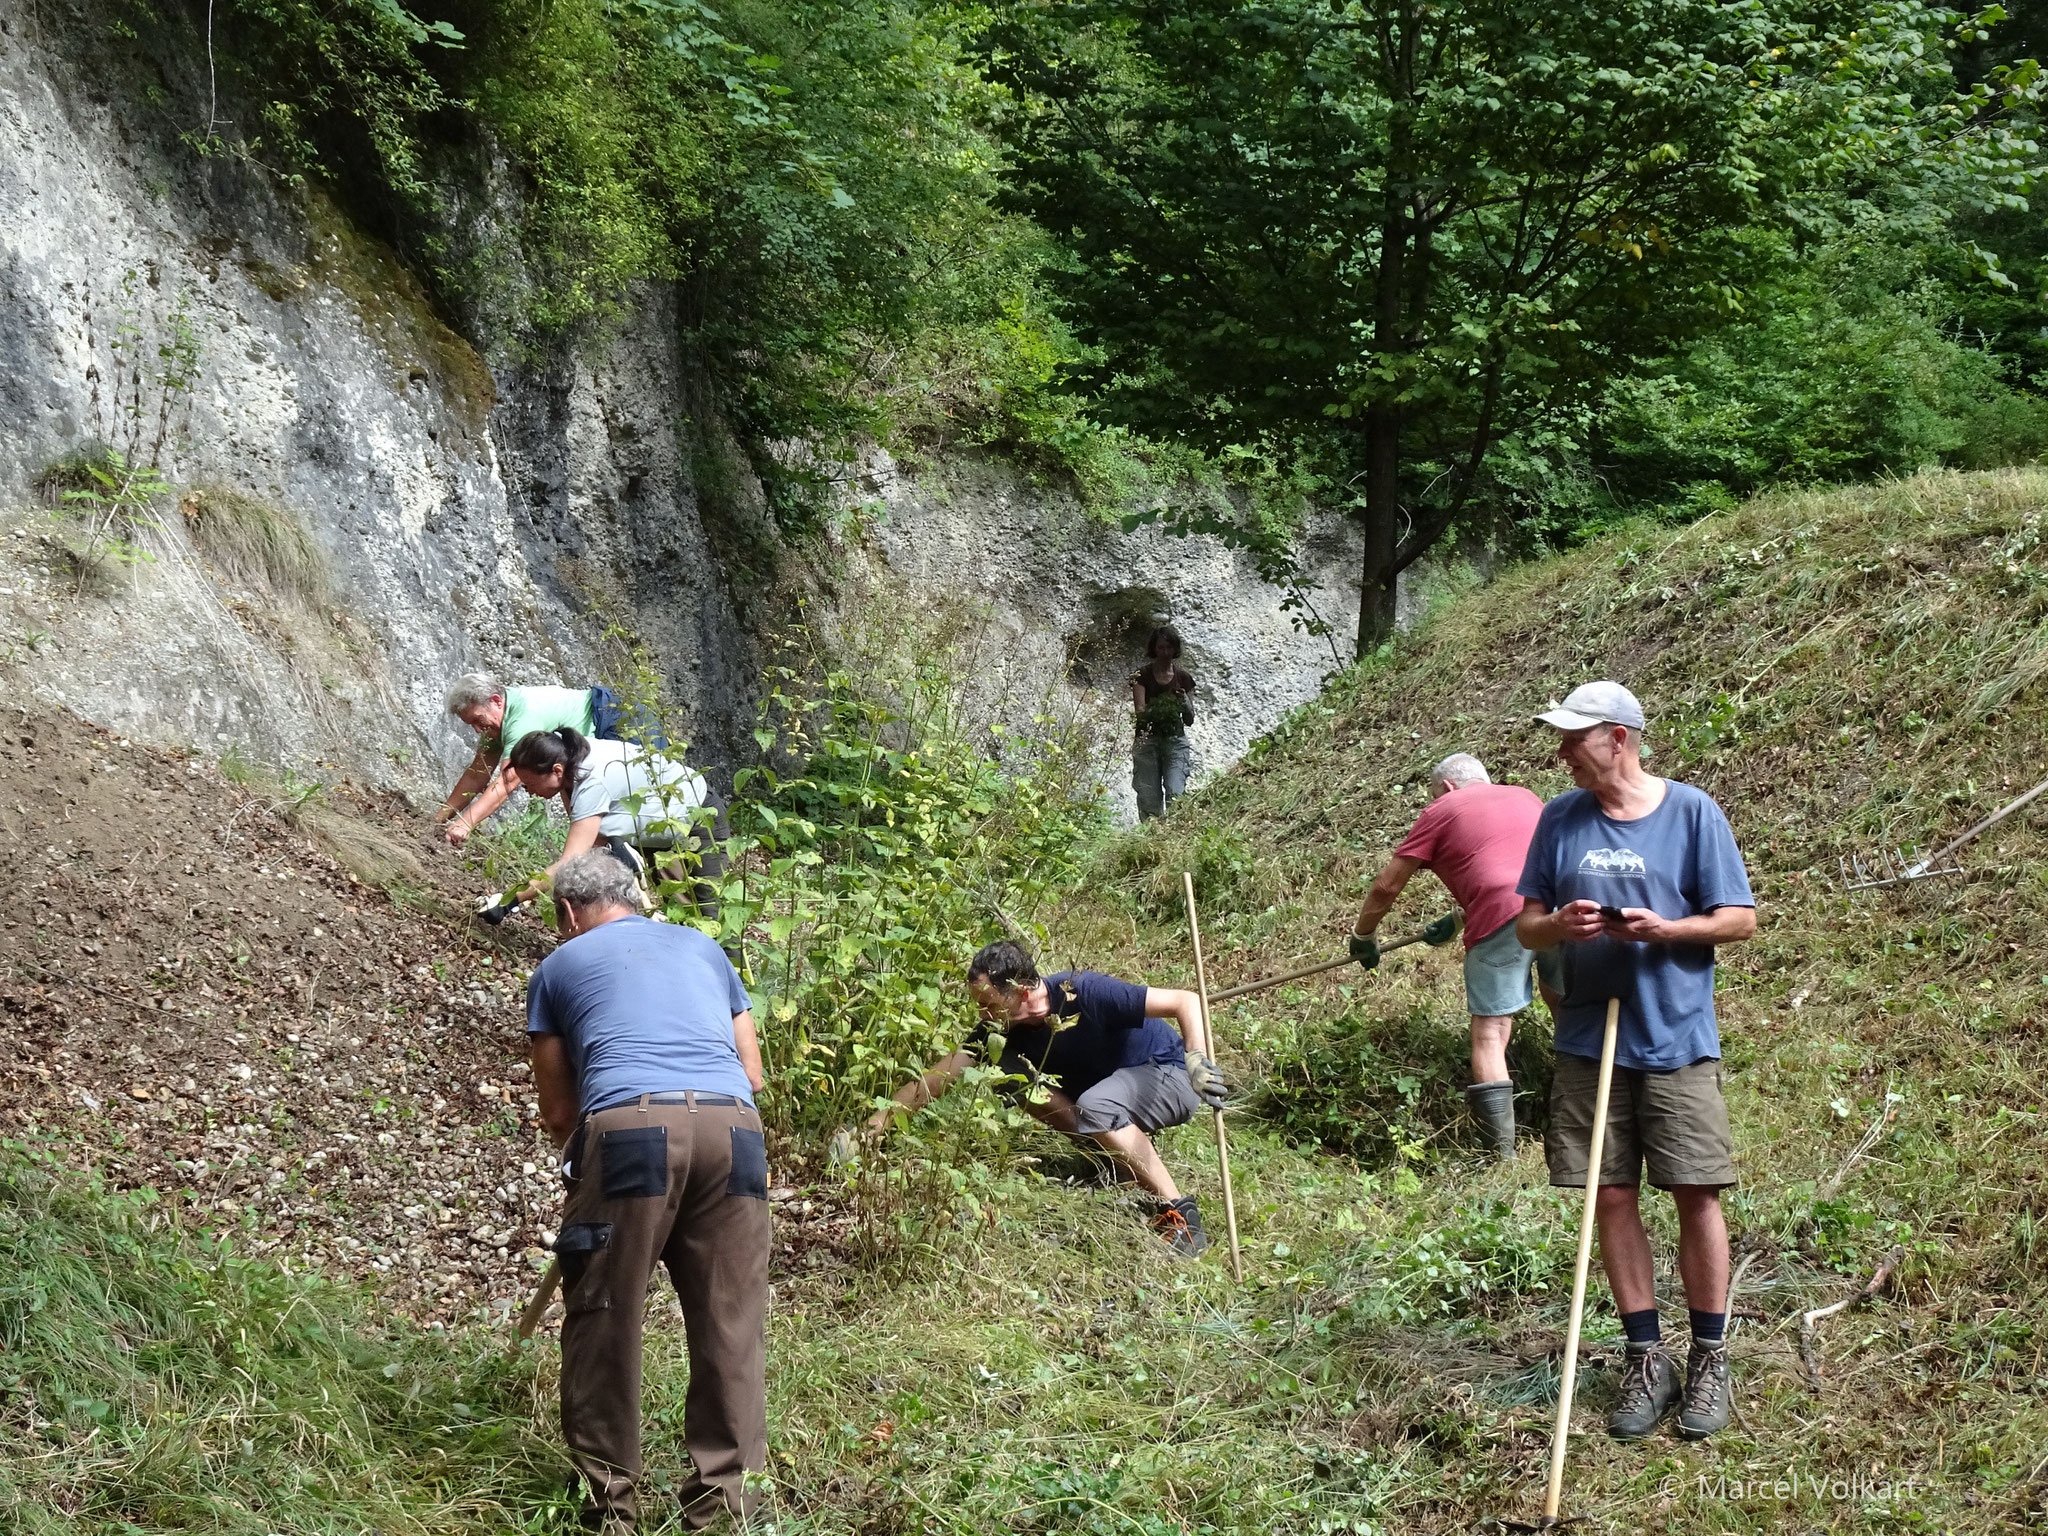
[978,0,2047,640]
[172,0,1130,524]
[632,600,1112,1137]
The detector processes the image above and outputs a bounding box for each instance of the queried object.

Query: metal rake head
[1837,846,1966,891]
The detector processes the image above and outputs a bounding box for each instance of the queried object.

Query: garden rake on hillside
[1207,911,1464,1003]
[1838,771,2048,890]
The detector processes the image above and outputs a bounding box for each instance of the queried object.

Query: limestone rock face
[0,10,757,790]
[0,7,1365,819]
[842,452,1361,824]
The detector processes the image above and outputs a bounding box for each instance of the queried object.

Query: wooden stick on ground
[1539,995,1620,1530]
[1799,1244,1904,1389]
[1727,1096,1898,1339]
[1181,872,1242,1282]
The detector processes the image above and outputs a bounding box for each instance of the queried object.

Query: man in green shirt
[437,674,598,845]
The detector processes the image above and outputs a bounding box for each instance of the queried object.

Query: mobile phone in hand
[1598,905,1626,921]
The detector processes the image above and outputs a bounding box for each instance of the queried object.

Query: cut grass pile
[3,469,2044,1534]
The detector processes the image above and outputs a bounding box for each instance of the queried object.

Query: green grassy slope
[1052,467,2048,1531]
[0,1149,571,1533]
[6,470,2044,1535]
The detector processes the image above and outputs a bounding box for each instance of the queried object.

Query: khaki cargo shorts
[1546,1053,1737,1190]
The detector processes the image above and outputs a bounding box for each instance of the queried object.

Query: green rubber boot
[1464,1080,1516,1160]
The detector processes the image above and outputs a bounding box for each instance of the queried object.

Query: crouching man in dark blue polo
[527,851,769,1532]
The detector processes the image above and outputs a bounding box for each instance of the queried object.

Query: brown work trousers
[556,1094,771,1530]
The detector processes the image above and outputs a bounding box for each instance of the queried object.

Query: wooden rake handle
[514,1259,562,1346]
[1207,923,1439,1004]
[1182,872,1243,1283]
[1542,997,1621,1523]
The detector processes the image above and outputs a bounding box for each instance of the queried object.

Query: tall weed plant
[627,588,1116,1142]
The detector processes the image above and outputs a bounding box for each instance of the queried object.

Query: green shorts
[1545,1053,1737,1190]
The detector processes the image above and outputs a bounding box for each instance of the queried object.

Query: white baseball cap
[1535,681,1646,732]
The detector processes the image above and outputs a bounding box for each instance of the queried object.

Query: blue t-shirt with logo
[1516,781,1754,1071]
[526,916,755,1113]
[969,970,1186,1099]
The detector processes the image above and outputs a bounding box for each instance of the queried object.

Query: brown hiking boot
[1607,1342,1680,1439]
[1149,1197,1209,1257]
[1677,1342,1731,1440]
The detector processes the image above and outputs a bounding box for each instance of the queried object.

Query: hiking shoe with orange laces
[1149,1196,1209,1257]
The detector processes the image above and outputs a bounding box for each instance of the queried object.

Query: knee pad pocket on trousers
[599,1126,670,1200]
[727,1126,769,1199]
[555,1221,613,1294]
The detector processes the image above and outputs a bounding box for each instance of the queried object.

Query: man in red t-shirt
[1349,752,1547,1157]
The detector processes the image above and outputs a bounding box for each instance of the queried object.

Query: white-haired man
[528,850,769,1530]
[1349,751,1545,1158]
[1514,681,1756,1443]
[436,675,666,846]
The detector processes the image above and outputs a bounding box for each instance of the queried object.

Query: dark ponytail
[508,726,592,806]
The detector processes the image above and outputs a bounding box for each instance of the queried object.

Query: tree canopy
[984,0,2044,648]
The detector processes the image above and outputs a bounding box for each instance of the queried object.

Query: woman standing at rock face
[1131,625,1196,820]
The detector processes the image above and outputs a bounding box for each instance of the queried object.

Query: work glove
[1422,913,1460,947]
[476,892,520,926]
[1348,932,1381,970]
[1186,1052,1231,1108]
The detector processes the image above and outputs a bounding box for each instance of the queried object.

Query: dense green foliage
[713,620,1104,1138]
[1251,1002,1556,1164]
[982,0,2046,642]
[149,0,2048,594]
[577,592,1108,1139]
[170,0,1120,523]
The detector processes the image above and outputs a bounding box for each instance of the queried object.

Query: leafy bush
[631,590,1114,1140]
[1102,820,1263,929]
[36,448,168,587]
[1809,1198,1918,1277]
[466,799,567,894]
[1252,1006,1555,1167]
[1339,1196,1570,1329]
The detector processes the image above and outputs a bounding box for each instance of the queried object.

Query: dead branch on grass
[1818,1096,1901,1203]
[1798,1243,1904,1390]
[1727,1095,1900,1337]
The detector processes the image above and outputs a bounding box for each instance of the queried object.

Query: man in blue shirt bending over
[527,851,768,1533]
[1515,681,1757,1445]
[857,940,1231,1256]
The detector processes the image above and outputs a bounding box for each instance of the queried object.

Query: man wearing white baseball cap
[1515,681,1757,1443]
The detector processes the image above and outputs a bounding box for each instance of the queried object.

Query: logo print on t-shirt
[1578,847,1647,877]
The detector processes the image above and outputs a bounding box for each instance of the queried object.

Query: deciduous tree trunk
[1354,24,1425,660]
[1357,406,1402,654]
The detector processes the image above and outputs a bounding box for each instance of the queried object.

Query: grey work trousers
[1133,732,1192,820]
[556,1095,772,1530]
